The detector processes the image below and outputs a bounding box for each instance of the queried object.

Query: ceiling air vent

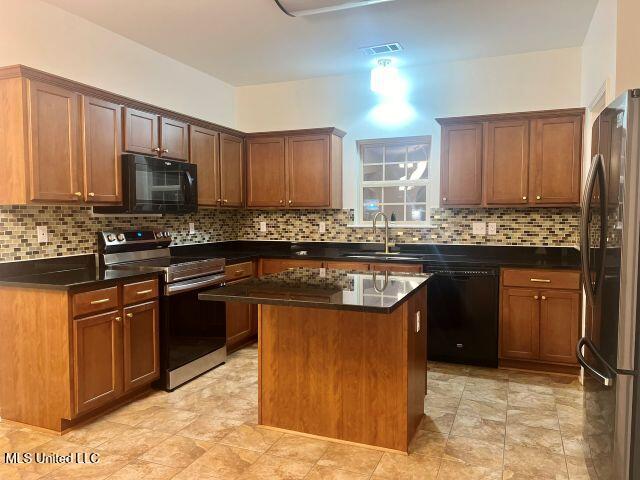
[360,42,403,56]
[275,0,394,17]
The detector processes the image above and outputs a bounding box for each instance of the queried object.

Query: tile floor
[0,344,595,479]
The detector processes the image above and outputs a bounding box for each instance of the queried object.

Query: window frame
[355,135,433,227]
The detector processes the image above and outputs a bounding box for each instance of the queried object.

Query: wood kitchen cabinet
[0,275,160,431]
[259,258,324,276]
[437,108,584,208]
[189,125,220,206]
[440,123,483,206]
[225,261,258,352]
[246,128,344,209]
[124,107,189,161]
[219,133,244,207]
[82,96,122,204]
[499,268,580,373]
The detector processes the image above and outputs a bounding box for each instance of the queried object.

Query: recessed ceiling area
[43,0,598,86]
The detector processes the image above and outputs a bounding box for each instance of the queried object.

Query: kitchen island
[199,267,430,452]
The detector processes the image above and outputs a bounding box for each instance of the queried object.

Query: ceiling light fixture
[370,58,403,96]
[274,0,394,17]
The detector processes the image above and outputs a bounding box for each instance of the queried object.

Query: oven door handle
[165,273,226,295]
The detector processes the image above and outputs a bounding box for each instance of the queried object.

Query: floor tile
[172,443,260,480]
[0,428,55,451]
[237,453,313,479]
[177,414,244,442]
[508,391,556,412]
[139,435,213,468]
[503,444,568,479]
[506,424,564,455]
[218,424,283,453]
[372,452,441,479]
[565,455,598,480]
[450,414,505,442]
[306,465,370,480]
[317,443,383,475]
[40,451,129,480]
[420,408,456,434]
[506,408,559,431]
[61,420,135,448]
[107,459,182,480]
[457,398,507,422]
[424,393,460,413]
[436,459,502,480]
[266,433,330,462]
[96,426,171,458]
[443,435,504,469]
[408,429,448,457]
[135,407,198,433]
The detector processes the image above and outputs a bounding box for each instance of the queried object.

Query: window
[357,135,432,225]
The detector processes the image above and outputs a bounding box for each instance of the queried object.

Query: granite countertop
[199,267,431,313]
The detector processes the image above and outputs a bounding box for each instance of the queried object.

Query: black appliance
[99,230,226,391]
[577,89,640,479]
[94,154,197,214]
[425,266,499,367]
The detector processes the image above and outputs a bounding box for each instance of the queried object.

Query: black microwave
[95,154,197,214]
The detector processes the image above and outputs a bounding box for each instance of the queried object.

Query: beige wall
[236,48,582,209]
[616,0,640,94]
[0,0,236,127]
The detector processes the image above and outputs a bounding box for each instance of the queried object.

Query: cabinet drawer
[370,263,423,273]
[123,279,159,305]
[225,262,254,281]
[502,269,580,290]
[73,286,119,317]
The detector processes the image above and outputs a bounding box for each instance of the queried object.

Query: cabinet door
[73,310,122,414]
[370,263,423,273]
[189,125,220,206]
[27,80,83,202]
[246,137,286,207]
[484,120,530,205]
[123,107,159,156]
[82,96,122,204]
[530,115,582,205]
[160,117,189,161]
[440,123,483,206]
[500,288,540,360]
[123,301,160,392]
[539,290,579,364]
[220,133,244,207]
[226,302,253,353]
[287,135,330,207]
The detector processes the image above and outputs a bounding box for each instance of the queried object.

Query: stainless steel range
[99,230,227,391]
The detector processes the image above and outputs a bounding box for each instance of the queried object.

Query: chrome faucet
[372,211,391,254]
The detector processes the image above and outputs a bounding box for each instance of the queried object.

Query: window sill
[347,222,434,229]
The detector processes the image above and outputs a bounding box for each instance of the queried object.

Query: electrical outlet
[319,222,326,233]
[189,222,196,234]
[488,223,497,235]
[36,225,48,244]
[259,221,267,232]
[472,222,486,235]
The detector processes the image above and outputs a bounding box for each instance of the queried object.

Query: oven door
[160,274,226,390]
[127,155,197,213]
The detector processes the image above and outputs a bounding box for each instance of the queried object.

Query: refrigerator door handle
[577,337,615,386]
[580,154,608,306]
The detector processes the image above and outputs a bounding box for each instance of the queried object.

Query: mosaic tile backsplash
[0,205,579,263]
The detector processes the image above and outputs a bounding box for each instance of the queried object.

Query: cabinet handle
[217,198,221,204]
[115,316,122,322]
[235,270,244,275]
[152,147,161,152]
[522,196,527,200]
[126,313,134,318]
[162,149,169,153]
[534,295,539,300]
[90,298,111,305]
[88,192,95,197]
[541,296,547,300]
[536,195,541,200]
[137,289,153,295]
[74,192,82,197]
[530,278,551,283]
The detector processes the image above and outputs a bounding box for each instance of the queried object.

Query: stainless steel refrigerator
[578,89,640,479]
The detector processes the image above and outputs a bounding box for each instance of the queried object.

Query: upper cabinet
[437,108,584,207]
[246,128,344,209]
[123,108,189,161]
[219,133,244,207]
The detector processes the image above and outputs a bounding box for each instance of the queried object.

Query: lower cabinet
[123,300,160,391]
[73,310,123,415]
[499,268,580,372]
[226,302,257,353]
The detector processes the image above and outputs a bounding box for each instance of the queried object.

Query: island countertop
[198,267,431,313]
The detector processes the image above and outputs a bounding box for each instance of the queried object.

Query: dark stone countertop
[199,267,431,313]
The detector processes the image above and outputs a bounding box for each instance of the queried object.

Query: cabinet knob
[288,200,292,205]
[541,295,547,300]
[88,192,95,197]
[279,199,284,204]
[534,295,539,300]
[152,147,161,152]
[442,197,447,202]
[223,199,228,204]
[115,316,122,322]
[162,148,169,153]
[74,192,82,197]
[522,196,527,200]
[217,199,221,204]
[536,195,541,200]
[126,313,133,318]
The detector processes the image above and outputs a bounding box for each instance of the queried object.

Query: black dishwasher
[424,266,499,367]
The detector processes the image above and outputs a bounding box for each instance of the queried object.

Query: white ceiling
[44,0,598,86]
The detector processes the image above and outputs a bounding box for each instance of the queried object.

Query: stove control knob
[116,234,125,242]
[164,231,170,238]
[106,234,116,242]
[156,232,163,238]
